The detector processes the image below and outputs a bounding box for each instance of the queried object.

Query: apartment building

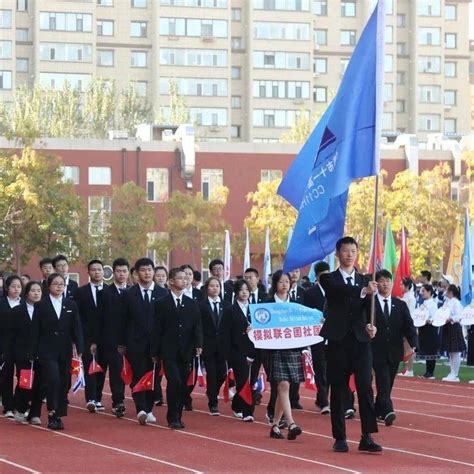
[0,0,471,143]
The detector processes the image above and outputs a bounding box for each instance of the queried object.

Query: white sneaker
[233,411,243,419]
[320,406,330,415]
[29,417,41,425]
[137,410,147,425]
[95,402,105,411]
[469,380,474,384]
[14,412,26,423]
[86,401,97,413]
[4,410,14,419]
[242,415,254,422]
[442,374,460,382]
[146,412,156,423]
[400,370,414,377]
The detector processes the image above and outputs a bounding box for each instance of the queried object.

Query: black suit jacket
[249,288,268,304]
[371,297,418,364]
[289,285,305,303]
[120,284,167,354]
[5,303,37,362]
[303,283,325,312]
[319,270,371,342]
[100,284,129,351]
[191,287,204,302]
[31,297,84,360]
[199,298,230,357]
[220,301,256,361]
[75,284,103,346]
[151,293,203,362]
[65,279,78,300]
[0,298,20,359]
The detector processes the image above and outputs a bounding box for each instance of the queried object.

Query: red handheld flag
[186,367,196,387]
[18,368,34,390]
[71,358,81,375]
[197,357,206,388]
[348,374,356,393]
[393,227,411,297]
[132,370,154,394]
[121,356,133,385]
[238,379,253,406]
[301,352,317,392]
[88,356,104,375]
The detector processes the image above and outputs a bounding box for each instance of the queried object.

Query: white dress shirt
[338,268,368,298]
[377,294,392,316]
[237,300,249,316]
[49,295,63,319]
[274,293,290,303]
[90,282,104,306]
[171,290,184,308]
[7,297,21,309]
[26,302,34,320]
[139,282,155,301]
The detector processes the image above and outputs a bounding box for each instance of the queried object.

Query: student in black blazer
[151,268,203,429]
[303,261,330,414]
[39,258,54,294]
[5,281,42,423]
[75,259,106,412]
[118,258,167,425]
[199,276,230,415]
[371,270,417,426]
[0,275,23,418]
[209,259,234,303]
[99,258,130,417]
[52,255,78,300]
[319,237,380,453]
[220,279,256,422]
[31,273,84,430]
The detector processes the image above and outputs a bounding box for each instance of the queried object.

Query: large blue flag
[461,209,472,307]
[279,1,385,272]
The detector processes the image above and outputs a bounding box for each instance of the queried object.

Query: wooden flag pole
[370,174,381,326]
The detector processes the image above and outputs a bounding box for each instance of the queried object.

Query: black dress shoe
[270,426,285,439]
[154,398,163,407]
[333,439,349,453]
[179,420,185,429]
[358,434,382,452]
[287,424,302,440]
[384,412,396,426]
[291,403,303,410]
[48,415,64,431]
[168,421,184,429]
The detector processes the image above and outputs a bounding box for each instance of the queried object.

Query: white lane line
[395,379,474,391]
[392,386,474,399]
[391,396,474,410]
[69,404,360,474]
[0,457,41,474]
[1,417,201,474]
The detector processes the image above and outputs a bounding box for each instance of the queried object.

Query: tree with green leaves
[155,79,190,125]
[83,79,116,138]
[119,84,152,137]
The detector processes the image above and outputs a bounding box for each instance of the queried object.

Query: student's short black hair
[420,270,432,281]
[421,283,434,295]
[134,258,154,271]
[5,274,21,292]
[314,261,330,276]
[335,236,358,251]
[155,265,168,276]
[52,254,68,268]
[209,259,224,271]
[39,257,53,268]
[375,269,392,281]
[113,258,129,270]
[180,264,194,272]
[447,284,460,300]
[193,270,201,282]
[47,273,65,287]
[24,280,42,296]
[402,277,414,290]
[244,267,259,277]
[169,267,185,280]
[87,259,103,271]
[233,278,249,295]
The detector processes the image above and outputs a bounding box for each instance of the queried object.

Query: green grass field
[404,360,474,383]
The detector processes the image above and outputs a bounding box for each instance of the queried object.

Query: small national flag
[253,373,266,393]
[197,357,206,388]
[71,358,81,375]
[18,365,34,390]
[72,364,85,394]
[238,379,253,406]
[383,221,398,276]
[88,355,104,375]
[301,352,317,391]
[121,356,133,385]
[187,360,196,387]
[223,364,235,403]
[348,374,356,393]
[132,370,154,394]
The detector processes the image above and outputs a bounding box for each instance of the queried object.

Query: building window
[253,109,309,127]
[231,37,243,51]
[261,169,282,182]
[444,90,457,106]
[231,96,241,108]
[418,85,441,103]
[201,169,223,201]
[146,168,169,202]
[417,0,441,16]
[130,21,147,37]
[314,57,327,74]
[340,59,349,76]
[39,43,93,63]
[131,51,147,67]
[445,33,456,49]
[418,27,441,46]
[16,28,28,41]
[445,62,456,77]
[231,125,241,138]
[313,1,327,15]
[132,0,148,7]
[396,14,406,27]
[253,80,310,99]
[160,77,227,97]
[341,1,356,17]
[97,0,113,5]
[97,49,114,66]
[383,112,393,130]
[444,118,456,134]
[445,4,457,20]
[384,54,393,73]
[16,58,28,72]
[314,29,327,46]
[385,26,393,44]
[39,72,91,91]
[0,71,12,90]
[396,71,406,85]
[386,0,393,14]
[418,114,440,132]
[231,8,241,21]
[253,21,310,40]
[97,19,114,36]
[254,51,310,70]
[396,100,405,113]
[231,66,241,79]
[88,196,111,235]
[340,30,356,46]
[417,55,441,73]
[17,0,27,12]
[0,10,12,28]
[133,81,147,97]
[384,83,393,102]
[88,167,111,185]
[39,12,92,32]
[0,40,12,59]
[313,86,327,102]
[397,42,407,56]
[62,166,80,184]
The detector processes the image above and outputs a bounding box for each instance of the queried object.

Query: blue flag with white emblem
[462,209,472,307]
[278,1,385,272]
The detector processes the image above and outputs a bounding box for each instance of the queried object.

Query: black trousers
[163,357,190,424]
[184,356,198,406]
[326,333,377,441]
[230,356,254,417]
[41,358,71,417]
[98,349,125,407]
[13,360,35,414]
[311,341,329,408]
[28,362,44,419]
[82,351,105,403]
[127,352,154,414]
[373,358,399,418]
[203,350,226,408]
[0,360,14,413]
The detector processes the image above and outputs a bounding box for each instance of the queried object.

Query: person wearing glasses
[52,255,78,300]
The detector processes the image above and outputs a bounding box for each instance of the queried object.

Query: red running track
[1,376,473,473]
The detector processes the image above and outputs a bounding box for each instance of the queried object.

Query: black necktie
[212,301,219,326]
[291,289,296,301]
[94,285,100,306]
[118,287,123,294]
[383,299,390,322]
[250,293,256,304]
[346,276,353,285]
[176,297,181,310]
[143,289,149,303]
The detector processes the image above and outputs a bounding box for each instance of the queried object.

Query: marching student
[370,270,417,426]
[199,277,230,415]
[52,255,78,300]
[417,284,439,379]
[100,258,130,417]
[5,281,42,423]
[31,273,84,430]
[154,266,169,289]
[0,275,23,418]
[75,260,105,413]
[39,258,54,294]
[441,284,466,382]
[319,236,381,453]
[303,261,330,415]
[119,258,167,425]
[265,270,303,441]
[209,259,233,303]
[220,279,256,422]
[151,268,203,429]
